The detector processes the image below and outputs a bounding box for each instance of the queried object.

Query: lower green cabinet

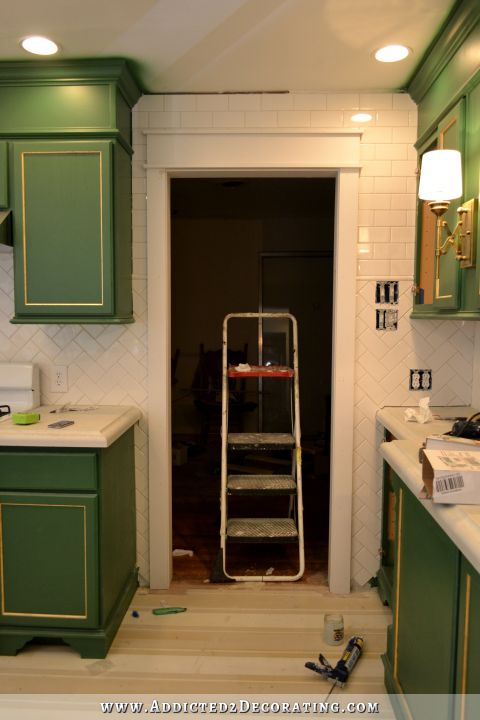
[395,485,458,698]
[382,464,480,720]
[0,429,137,658]
[0,493,98,627]
[0,141,8,208]
[455,557,480,719]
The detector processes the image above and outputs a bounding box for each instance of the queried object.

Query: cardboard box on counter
[425,434,480,452]
[422,448,480,504]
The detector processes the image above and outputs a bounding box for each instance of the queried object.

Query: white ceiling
[1,0,456,93]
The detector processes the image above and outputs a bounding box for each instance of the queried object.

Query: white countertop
[377,406,480,574]
[0,405,142,448]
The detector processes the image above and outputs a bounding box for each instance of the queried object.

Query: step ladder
[219,312,304,581]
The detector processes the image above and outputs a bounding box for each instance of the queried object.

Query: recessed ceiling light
[351,113,373,123]
[374,45,410,63]
[20,36,59,56]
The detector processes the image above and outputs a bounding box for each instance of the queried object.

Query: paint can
[323,613,344,645]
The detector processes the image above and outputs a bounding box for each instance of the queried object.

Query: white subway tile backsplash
[360,93,393,110]
[245,110,278,127]
[213,111,245,127]
[359,176,375,193]
[390,258,414,275]
[292,92,327,110]
[358,194,391,210]
[375,143,408,160]
[148,111,181,128]
[373,177,407,193]
[374,243,406,259]
[361,127,393,144]
[391,193,417,210]
[228,94,262,111]
[261,93,294,110]
[376,110,410,126]
[360,144,376,160]
[392,126,418,143]
[358,209,375,226]
[277,110,310,127]
[391,226,415,243]
[360,160,392,177]
[374,210,407,226]
[181,112,214,128]
[357,243,373,258]
[164,95,196,111]
[357,258,390,276]
[311,110,344,127]
[358,227,391,243]
[391,159,417,176]
[327,93,359,109]
[196,94,229,111]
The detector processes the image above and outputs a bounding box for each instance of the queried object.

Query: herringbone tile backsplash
[352,279,474,586]
[0,250,150,583]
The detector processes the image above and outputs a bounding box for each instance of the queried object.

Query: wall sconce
[418,149,477,268]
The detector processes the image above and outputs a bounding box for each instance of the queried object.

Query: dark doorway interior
[170,177,335,583]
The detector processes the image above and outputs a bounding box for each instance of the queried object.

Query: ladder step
[226,518,299,543]
[228,432,295,450]
[228,364,294,378]
[227,474,296,494]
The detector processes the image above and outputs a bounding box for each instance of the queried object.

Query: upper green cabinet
[11,139,133,322]
[0,142,8,208]
[0,60,141,324]
[413,101,465,316]
[409,1,480,320]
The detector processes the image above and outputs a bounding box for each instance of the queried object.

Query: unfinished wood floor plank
[0,583,391,695]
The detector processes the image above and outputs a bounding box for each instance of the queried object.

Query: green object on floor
[152,607,186,615]
[11,412,40,425]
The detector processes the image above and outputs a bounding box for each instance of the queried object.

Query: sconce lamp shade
[418,149,462,201]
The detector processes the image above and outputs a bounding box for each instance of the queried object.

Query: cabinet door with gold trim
[0,142,8,209]
[394,485,458,706]
[455,556,480,719]
[0,492,98,628]
[10,140,113,321]
[433,101,465,310]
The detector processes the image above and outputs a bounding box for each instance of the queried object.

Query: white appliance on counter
[0,362,40,417]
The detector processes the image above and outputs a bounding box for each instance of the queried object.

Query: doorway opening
[170,177,335,583]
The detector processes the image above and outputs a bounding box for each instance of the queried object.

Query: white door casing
[145,129,360,593]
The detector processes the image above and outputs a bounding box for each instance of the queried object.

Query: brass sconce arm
[429,199,477,268]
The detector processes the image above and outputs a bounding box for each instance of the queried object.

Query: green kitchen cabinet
[382,475,458,716]
[455,557,480,719]
[0,59,141,324]
[0,141,7,208]
[10,139,134,323]
[413,101,465,317]
[0,429,137,658]
[409,2,480,320]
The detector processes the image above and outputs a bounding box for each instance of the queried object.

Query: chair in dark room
[191,343,257,445]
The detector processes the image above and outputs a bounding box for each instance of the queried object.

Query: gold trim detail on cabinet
[21,150,104,307]
[393,487,403,681]
[435,273,453,301]
[459,573,472,720]
[0,502,88,620]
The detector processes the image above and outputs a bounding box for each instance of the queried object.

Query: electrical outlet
[52,365,68,393]
[409,369,432,391]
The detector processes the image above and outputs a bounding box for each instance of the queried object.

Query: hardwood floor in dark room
[172,439,330,584]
